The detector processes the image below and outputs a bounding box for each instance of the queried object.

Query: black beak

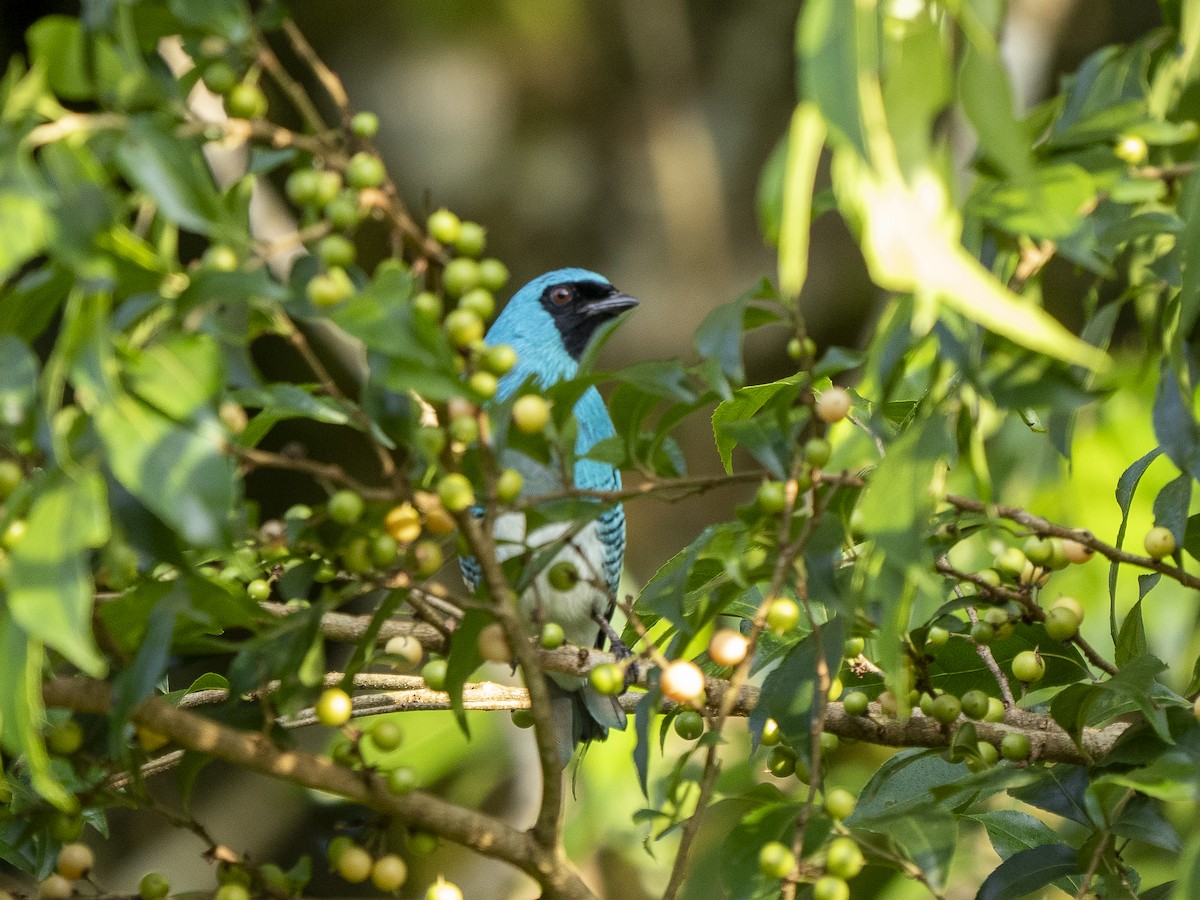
[582,292,639,318]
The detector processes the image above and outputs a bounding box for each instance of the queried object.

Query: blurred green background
[1,1,1185,897]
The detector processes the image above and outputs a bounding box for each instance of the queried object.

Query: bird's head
[487,268,638,371]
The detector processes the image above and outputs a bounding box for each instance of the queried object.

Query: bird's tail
[546,678,626,766]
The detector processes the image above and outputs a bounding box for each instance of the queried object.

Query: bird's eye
[550,286,573,306]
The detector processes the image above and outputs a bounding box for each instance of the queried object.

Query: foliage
[1,1,1200,898]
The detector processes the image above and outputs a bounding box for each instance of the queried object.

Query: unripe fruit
[844,636,865,657]
[478,258,509,291]
[385,502,422,544]
[1011,649,1046,682]
[805,437,832,468]
[448,414,479,445]
[315,688,353,726]
[201,60,238,94]
[984,697,1006,722]
[47,719,84,756]
[975,568,1001,586]
[674,709,705,740]
[814,875,850,900]
[758,841,796,879]
[708,629,749,666]
[1044,606,1080,641]
[412,290,443,322]
[1061,539,1093,564]
[341,536,374,575]
[511,708,535,728]
[1050,596,1085,624]
[313,170,343,207]
[661,660,706,704]
[0,459,21,498]
[820,731,840,754]
[427,209,461,245]
[225,82,267,119]
[547,561,579,591]
[371,854,408,892]
[815,386,852,423]
[589,662,624,696]
[444,308,484,348]
[437,474,475,513]
[214,886,249,900]
[930,694,962,724]
[306,267,353,306]
[539,621,565,649]
[1144,525,1175,559]
[765,598,801,634]
[825,837,864,880]
[982,606,1010,627]
[926,625,950,648]
[247,578,271,601]
[967,741,1000,772]
[960,689,990,720]
[1023,536,1054,566]
[369,720,403,752]
[482,343,517,375]
[408,831,439,855]
[1115,134,1149,165]
[970,621,995,645]
[760,718,781,745]
[469,370,498,399]
[202,244,239,271]
[843,691,869,716]
[422,659,448,691]
[387,766,418,794]
[426,878,463,900]
[767,746,798,778]
[512,395,551,433]
[413,540,444,577]
[458,287,495,321]
[138,872,170,900]
[994,547,1028,579]
[56,843,95,879]
[824,787,856,820]
[345,152,385,189]
[336,845,373,883]
[1000,732,1032,761]
[328,490,364,525]
[286,169,320,206]
[477,622,512,663]
[39,875,74,899]
[441,258,480,297]
[455,221,487,258]
[351,111,380,138]
[318,234,356,268]
[327,836,355,866]
[756,480,787,513]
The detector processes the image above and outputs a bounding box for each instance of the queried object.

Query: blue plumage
[458,268,637,759]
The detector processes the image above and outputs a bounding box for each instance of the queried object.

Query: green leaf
[1097,654,1172,743]
[168,0,251,43]
[0,335,37,429]
[747,623,843,760]
[711,375,803,473]
[694,295,748,386]
[0,171,54,284]
[977,844,1080,900]
[971,809,1068,860]
[115,115,232,239]
[777,103,826,299]
[1153,362,1200,480]
[26,16,92,100]
[0,609,70,809]
[797,0,866,156]
[8,469,109,676]
[234,384,355,447]
[125,333,224,422]
[1171,829,1200,900]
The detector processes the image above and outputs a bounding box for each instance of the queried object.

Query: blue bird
[459,268,637,762]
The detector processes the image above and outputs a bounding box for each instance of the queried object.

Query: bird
[458,268,638,763]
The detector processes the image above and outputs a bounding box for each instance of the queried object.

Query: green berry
[368,720,403,752]
[844,636,865,657]
[201,61,238,95]
[765,598,800,634]
[437,474,475,513]
[760,717,781,745]
[0,460,21,499]
[442,258,480,297]
[335,845,372,883]
[326,191,362,229]
[673,710,704,740]
[926,625,950,648]
[421,658,448,691]
[930,694,962,724]
[512,395,551,433]
[758,841,795,879]
[968,741,1000,771]
[842,691,869,716]
[46,719,84,756]
[825,837,864,880]
[824,787,856,820]
[138,872,170,900]
[202,244,239,271]
[984,697,1006,722]
[247,578,271,601]
[318,234,356,268]
[469,370,498,399]
[994,547,1028,579]
[345,152,385,189]
[458,287,495,321]
[413,290,443,322]
[482,343,517,375]
[813,875,850,900]
[756,480,787,513]
[767,746,798,778]
[511,708,535,728]
[1011,649,1046,683]
[960,689,989,720]
[313,171,343,207]
[970,621,995,645]
[539,621,565,649]
[371,533,399,566]
[1000,732,1032,761]
[371,854,408,892]
[387,766,417,794]
[1044,606,1080,641]
[328,490,365,525]
[1115,134,1149,164]
[1144,525,1176,559]
[548,561,579,591]
[589,662,624,696]
[444,308,484,348]
[224,82,267,119]
[215,885,250,900]
[496,468,523,503]
[425,878,463,900]
[448,414,479,445]
[426,209,462,245]
[308,268,354,306]
[327,836,355,866]
[350,111,380,138]
[407,831,439,855]
[455,221,487,257]
[805,437,832,468]
[1023,536,1054,566]
[413,540,444,577]
[478,258,509,291]
[315,688,353,726]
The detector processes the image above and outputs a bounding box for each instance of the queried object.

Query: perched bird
[459,268,637,762]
